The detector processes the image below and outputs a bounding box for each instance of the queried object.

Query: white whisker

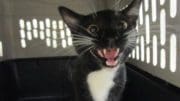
[80,45,94,55]
[72,34,95,40]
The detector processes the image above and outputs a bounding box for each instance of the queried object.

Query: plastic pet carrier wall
[129,0,180,87]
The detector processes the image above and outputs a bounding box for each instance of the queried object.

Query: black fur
[58,0,141,101]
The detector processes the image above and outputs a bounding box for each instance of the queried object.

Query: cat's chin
[96,48,120,68]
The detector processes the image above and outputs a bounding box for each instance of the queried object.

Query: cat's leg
[107,83,126,101]
[73,82,93,101]
[72,70,93,101]
[107,64,127,101]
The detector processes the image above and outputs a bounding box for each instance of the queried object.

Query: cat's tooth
[106,60,118,67]
[117,48,120,53]
[115,60,118,64]
[113,60,118,65]
[114,48,120,57]
[98,50,103,57]
[103,49,107,54]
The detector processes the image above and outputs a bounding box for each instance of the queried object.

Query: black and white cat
[58,0,141,101]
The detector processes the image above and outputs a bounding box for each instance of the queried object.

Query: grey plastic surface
[128,0,180,88]
[0,0,106,59]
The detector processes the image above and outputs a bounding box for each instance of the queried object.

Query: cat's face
[59,0,141,68]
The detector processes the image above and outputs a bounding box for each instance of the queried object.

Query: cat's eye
[87,24,99,33]
[117,21,128,30]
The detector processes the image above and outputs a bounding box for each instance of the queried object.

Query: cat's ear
[123,0,142,20]
[58,6,83,29]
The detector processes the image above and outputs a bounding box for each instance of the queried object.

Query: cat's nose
[107,38,115,48]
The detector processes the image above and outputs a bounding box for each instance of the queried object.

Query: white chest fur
[87,67,119,101]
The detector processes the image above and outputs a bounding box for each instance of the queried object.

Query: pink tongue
[97,48,119,67]
[104,49,118,59]
[104,49,119,66]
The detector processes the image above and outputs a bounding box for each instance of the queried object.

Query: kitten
[58,0,141,101]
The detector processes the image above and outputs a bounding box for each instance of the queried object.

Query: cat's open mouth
[97,48,120,67]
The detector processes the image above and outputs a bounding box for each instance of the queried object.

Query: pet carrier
[0,0,179,101]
